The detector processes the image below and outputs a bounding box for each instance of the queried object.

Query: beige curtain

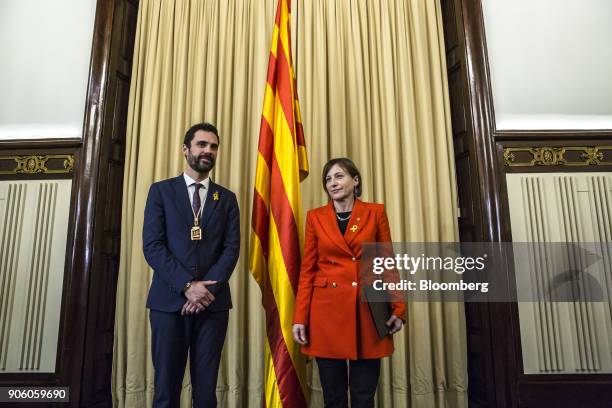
[112,0,466,407]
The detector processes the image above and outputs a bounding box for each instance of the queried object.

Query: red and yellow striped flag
[249,0,309,407]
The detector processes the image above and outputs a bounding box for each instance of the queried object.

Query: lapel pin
[213,191,219,201]
[350,225,358,233]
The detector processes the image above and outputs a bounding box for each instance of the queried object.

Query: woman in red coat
[292,158,406,408]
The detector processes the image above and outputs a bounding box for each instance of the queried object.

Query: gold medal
[191,226,202,240]
[191,216,202,240]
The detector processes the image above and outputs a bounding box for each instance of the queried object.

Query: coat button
[352,282,358,287]
[332,282,337,288]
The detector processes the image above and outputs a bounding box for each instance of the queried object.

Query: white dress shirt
[183,173,209,216]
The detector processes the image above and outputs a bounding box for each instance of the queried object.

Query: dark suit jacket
[143,175,240,312]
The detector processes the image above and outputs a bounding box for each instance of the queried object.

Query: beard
[186,150,216,174]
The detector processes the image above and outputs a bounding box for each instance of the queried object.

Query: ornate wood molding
[504,146,612,167]
[0,138,82,149]
[0,154,75,175]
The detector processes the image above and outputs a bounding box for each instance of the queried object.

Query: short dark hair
[183,122,220,147]
[322,157,362,197]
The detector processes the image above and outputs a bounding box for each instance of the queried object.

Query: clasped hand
[181,280,216,315]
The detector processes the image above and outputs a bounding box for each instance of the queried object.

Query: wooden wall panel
[0,0,137,407]
[440,0,612,405]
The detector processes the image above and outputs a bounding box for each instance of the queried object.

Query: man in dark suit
[143,122,240,408]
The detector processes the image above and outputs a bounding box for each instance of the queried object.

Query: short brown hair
[321,157,362,197]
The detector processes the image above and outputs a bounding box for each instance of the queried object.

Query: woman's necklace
[336,212,351,221]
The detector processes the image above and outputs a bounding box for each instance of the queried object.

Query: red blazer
[293,199,406,359]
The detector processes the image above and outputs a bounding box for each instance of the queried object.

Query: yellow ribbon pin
[213,191,219,201]
[350,225,358,233]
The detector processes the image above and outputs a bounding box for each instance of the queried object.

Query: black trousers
[316,357,381,408]
[150,309,229,408]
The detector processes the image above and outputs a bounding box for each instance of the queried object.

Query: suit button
[352,257,356,261]
[352,282,358,287]
[332,282,337,288]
